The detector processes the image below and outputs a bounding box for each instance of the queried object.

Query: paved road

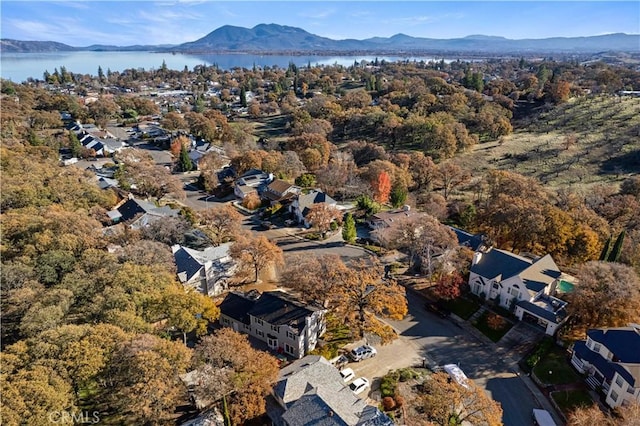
[385,291,539,426]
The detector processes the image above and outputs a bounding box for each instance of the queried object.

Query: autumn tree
[374,214,458,276]
[306,202,342,238]
[197,205,243,246]
[170,134,191,156]
[115,149,185,201]
[566,261,640,335]
[104,334,192,424]
[230,232,284,283]
[373,171,392,204]
[197,151,227,192]
[420,372,503,426]
[567,401,640,426]
[161,287,220,344]
[435,161,471,201]
[283,255,407,342]
[192,328,279,425]
[433,272,466,301]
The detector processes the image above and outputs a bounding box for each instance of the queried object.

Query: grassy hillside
[458,95,640,190]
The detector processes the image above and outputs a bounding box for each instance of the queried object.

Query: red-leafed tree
[433,271,466,301]
[373,171,392,204]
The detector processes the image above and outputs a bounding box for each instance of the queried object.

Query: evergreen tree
[178,145,193,172]
[240,87,247,107]
[68,131,82,157]
[342,213,357,244]
[98,66,104,81]
[607,231,625,263]
[390,183,408,208]
[599,236,612,261]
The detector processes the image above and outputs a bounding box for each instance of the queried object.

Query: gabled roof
[172,243,233,283]
[297,191,337,217]
[116,198,157,221]
[470,248,531,281]
[587,327,640,364]
[274,356,394,426]
[574,340,636,386]
[219,292,257,325]
[520,254,562,294]
[449,226,485,251]
[267,179,296,195]
[249,291,323,332]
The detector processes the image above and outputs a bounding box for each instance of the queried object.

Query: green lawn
[441,297,480,320]
[551,389,593,416]
[533,346,582,385]
[473,311,513,342]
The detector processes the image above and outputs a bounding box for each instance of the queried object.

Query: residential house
[218,291,326,359]
[262,179,301,206]
[367,206,416,231]
[468,247,571,335]
[290,190,337,228]
[172,243,237,296]
[571,325,640,408]
[267,355,394,426]
[449,226,487,252]
[233,169,273,199]
[107,197,180,229]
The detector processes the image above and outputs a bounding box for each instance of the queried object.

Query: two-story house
[218,291,326,359]
[267,355,394,426]
[289,190,337,228]
[171,243,237,296]
[571,325,640,408]
[107,196,180,229]
[469,247,572,335]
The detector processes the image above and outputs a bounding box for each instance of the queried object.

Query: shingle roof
[471,249,561,295]
[516,300,567,324]
[587,327,640,364]
[267,179,295,195]
[274,356,394,426]
[297,191,337,217]
[172,243,232,283]
[116,198,156,221]
[573,340,635,386]
[249,291,323,333]
[470,248,531,280]
[449,226,485,251]
[219,292,257,324]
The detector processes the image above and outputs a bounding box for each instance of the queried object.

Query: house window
[286,330,296,340]
[628,385,635,394]
[243,323,251,331]
[267,336,278,348]
[285,343,295,355]
[592,342,601,352]
[492,283,499,289]
[256,330,264,338]
[616,376,624,387]
[255,318,264,326]
[610,390,619,402]
[271,325,280,332]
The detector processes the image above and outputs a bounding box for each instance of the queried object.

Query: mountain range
[2,24,639,54]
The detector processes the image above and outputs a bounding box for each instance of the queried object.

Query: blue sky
[1,1,638,46]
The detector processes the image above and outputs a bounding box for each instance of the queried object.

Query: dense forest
[1,56,639,424]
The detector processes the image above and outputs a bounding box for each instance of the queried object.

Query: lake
[1,51,452,83]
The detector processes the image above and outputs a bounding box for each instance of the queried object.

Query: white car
[349,377,370,395]
[348,345,377,362]
[339,368,355,383]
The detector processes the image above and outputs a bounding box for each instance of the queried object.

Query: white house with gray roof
[268,355,394,426]
[172,243,237,296]
[469,247,572,335]
[218,291,326,359]
[290,190,337,228]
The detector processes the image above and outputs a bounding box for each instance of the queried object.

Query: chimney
[472,252,482,265]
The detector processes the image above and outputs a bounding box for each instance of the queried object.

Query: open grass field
[457,95,640,192]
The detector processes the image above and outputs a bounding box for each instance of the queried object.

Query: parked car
[339,368,355,383]
[348,345,377,362]
[349,377,370,395]
[424,300,451,318]
[329,354,349,369]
